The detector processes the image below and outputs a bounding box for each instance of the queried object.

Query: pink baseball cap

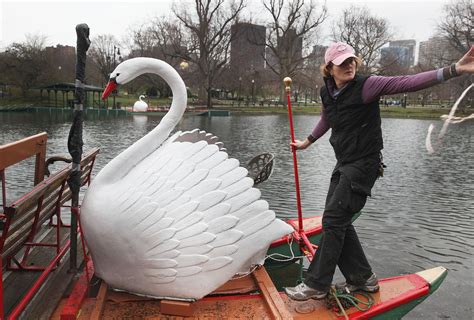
[325,42,357,65]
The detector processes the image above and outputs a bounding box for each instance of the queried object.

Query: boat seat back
[0,147,99,263]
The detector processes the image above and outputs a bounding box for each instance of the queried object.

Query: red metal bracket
[60,259,95,320]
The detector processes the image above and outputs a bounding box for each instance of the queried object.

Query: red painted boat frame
[0,134,99,320]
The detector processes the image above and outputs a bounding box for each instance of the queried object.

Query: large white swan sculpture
[81,58,293,300]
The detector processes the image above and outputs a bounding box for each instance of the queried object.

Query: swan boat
[132,95,148,112]
[51,58,448,318]
[0,131,447,320]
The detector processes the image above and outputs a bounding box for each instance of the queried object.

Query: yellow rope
[330,287,349,320]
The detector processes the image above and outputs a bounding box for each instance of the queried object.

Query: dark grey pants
[304,154,380,291]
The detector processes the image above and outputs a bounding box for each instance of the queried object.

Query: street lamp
[180,60,189,70]
[107,45,122,109]
[238,77,242,106]
[251,79,255,105]
[113,45,121,68]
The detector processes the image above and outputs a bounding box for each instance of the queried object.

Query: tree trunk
[207,87,212,108]
[206,74,213,108]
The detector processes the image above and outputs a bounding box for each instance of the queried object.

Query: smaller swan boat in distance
[132,94,148,112]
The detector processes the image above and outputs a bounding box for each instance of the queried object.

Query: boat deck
[2,223,86,319]
[49,264,436,319]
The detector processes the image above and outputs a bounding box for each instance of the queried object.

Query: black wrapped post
[67,24,90,271]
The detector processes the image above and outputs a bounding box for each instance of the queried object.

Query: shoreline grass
[1,97,470,120]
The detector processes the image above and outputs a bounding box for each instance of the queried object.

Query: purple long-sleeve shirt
[308,69,445,142]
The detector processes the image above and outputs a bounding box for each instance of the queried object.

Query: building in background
[389,39,416,66]
[265,28,304,74]
[419,36,460,68]
[277,29,303,63]
[45,45,75,82]
[308,44,327,67]
[45,44,75,62]
[230,23,266,73]
[380,46,410,70]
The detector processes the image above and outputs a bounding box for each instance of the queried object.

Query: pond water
[1,110,472,319]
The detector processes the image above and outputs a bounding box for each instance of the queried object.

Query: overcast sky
[0,0,451,51]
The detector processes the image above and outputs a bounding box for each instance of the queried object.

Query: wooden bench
[0,133,99,319]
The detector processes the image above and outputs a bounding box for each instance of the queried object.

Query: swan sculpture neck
[97,58,187,184]
[139,95,146,102]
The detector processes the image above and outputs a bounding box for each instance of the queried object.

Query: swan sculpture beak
[102,79,118,100]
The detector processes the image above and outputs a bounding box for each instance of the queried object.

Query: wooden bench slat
[14,181,64,222]
[4,147,98,220]
[4,176,67,240]
[8,170,69,215]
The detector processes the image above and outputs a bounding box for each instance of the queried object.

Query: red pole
[1,259,4,320]
[284,77,304,235]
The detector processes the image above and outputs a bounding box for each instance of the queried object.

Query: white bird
[81,57,293,300]
[133,94,148,112]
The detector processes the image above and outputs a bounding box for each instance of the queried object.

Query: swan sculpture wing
[81,58,293,300]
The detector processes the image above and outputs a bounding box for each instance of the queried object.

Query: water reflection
[0,111,472,319]
[132,115,148,127]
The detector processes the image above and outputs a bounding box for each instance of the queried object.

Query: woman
[284,42,474,300]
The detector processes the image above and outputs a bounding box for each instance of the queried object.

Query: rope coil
[326,287,374,319]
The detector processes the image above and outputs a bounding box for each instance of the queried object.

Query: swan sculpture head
[82,57,293,300]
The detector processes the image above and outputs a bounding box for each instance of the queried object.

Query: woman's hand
[456,45,474,74]
[291,138,312,150]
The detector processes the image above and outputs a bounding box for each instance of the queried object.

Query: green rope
[326,287,375,316]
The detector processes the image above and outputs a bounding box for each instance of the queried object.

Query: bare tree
[263,0,327,85]
[438,0,473,54]
[125,24,159,57]
[437,0,473,111]
[173,0,245,108]
[88,34,122,85]
[0,34,48,96]
[147,17,188,63]
[127,17,187,63]
[125,17,189,98]
[331,5,392,74]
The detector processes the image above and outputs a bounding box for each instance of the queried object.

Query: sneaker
[335,273,379,293]
[284,282,328,301]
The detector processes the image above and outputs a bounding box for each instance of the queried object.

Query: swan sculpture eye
[109,75,119,83]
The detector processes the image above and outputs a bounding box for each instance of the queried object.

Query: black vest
[321,75,383,163]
